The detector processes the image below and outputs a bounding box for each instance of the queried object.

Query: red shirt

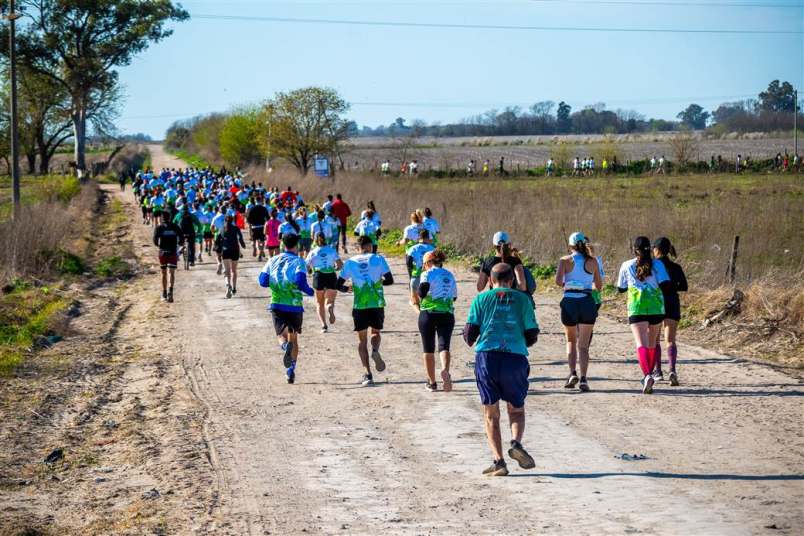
[280,190,297,205]
[331,199,351,225]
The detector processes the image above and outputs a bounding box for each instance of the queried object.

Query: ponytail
[315,232,327,247]
[574,241,592,261]
[498,243,512,263]
[635,248,652,281]
[653,236,677,259]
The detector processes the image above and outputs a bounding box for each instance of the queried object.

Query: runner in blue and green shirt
[416,249,457,392]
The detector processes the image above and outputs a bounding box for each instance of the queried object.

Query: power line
[121,94,758,120]
[191,13,802,34]
[530,0,804,9]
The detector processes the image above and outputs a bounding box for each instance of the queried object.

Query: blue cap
[492,231,510,245]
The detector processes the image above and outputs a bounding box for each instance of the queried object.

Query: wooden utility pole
[727,235,740,284]
[7,0,21,219]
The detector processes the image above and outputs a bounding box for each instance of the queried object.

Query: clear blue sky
[116,0,804,139]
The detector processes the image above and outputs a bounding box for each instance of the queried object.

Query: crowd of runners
[132,166,689,477]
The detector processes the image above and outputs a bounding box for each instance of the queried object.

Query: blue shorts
[474,351,530,408]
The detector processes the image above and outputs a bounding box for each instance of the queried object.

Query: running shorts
[251,226,266,242]
[272,309,303,335]
[663,294,681,322]
[352,307,385,332]
[628,314,665,325]
[158,252,178,269]
[312,271,338,291]
[474,351,530,408]
[203,230,214,240]
[417,311,455,353]
[559,295,598,326]
[222,249,241,261]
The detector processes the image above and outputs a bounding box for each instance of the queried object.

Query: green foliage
[56,250,85,275]
[94,256,130,278]
[219,110,263,167]
[377,228,405,257]
[0,286,66,375]
[170,149,211,169]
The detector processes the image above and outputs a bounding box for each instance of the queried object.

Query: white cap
[568,232,587,246]
[492,231,510,245]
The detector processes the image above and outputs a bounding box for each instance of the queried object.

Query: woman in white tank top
[555,232,602,392]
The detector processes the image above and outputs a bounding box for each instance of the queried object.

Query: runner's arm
[293,271,314,297]
[462,323,480,346]
[336,277,350,293]
[153,227,160,247]
[525,328,539,347]
[382,272,394,286]
[417,282,430,299]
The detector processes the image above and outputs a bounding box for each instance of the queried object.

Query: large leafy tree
[0,0,188,171]
[259,87,350,175]
[677,103,710,130]
[758,80,795,113]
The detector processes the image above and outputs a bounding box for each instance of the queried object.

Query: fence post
[727,235,740,284]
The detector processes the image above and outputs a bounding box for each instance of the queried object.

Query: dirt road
[131,146,803,534]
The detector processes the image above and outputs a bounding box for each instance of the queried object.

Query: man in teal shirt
[464,263,539,477]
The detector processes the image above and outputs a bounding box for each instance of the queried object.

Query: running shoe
[482,460,509,477]
[161,292,167,302]
[669,371,679,386]
[216,264,222,275]
[440,370,453,392]
[371,348,386,372]
[321,325,328,334]
[425,382,437,392]
[652,370,664,382]
[578,377,590,392]
[167,290,174,303]
[642,375,654,395]
[232,287,237,296]
[508,440,535,469]
[564,373,579,389]
[327,304,336,325]
[286,365,295,384]
[361,373,374,387]
[225,285,232,299]
[282,341,294,368]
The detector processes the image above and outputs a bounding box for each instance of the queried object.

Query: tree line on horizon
[351,80,801,138]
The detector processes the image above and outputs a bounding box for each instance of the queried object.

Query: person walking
[616,237,671,394]
[337,236,394,386]
[330,193,352,253]
[464,263,540,476]
[555,232,602,392]
[652,237,688,386]
[417,250,457,392]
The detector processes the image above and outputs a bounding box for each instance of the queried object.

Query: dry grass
[270,170,803,286]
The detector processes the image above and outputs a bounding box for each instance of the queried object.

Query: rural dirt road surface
[64,145,804,534]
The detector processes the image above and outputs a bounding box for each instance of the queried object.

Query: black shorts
[560,295,598,326]
[313,271,338,291]
[418,311,455,353]
[353,308,385,332]
[251,227,265,241]
[203,230,213,240]
[663,294,681,322]
[629,314,665,325]
[272,309,303,335]
[222,249,241,261]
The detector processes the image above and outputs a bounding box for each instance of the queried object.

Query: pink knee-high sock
[668,343,678,371]
[654,343,662,372]
[637,346,651,376]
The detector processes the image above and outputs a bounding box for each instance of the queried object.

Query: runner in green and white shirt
[337,236,394,386]
[405,229,435,310]
[417,250,457,392]
[306,232,343,333]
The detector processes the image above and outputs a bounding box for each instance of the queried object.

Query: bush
[94,256,131,278]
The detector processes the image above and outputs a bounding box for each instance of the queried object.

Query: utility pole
[7,0,21,219]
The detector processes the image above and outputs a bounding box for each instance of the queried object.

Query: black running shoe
[282,341,294,368]
[508,440,535,469]
[167,290,174,303]
[361,373,374,387]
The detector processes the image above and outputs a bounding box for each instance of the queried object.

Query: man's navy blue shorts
[474,351,530,408]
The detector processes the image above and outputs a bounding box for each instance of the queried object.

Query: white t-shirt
[306,245,340,273]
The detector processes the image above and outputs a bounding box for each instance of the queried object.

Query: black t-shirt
[247,204,269,227]
[658,257,688,296]
[481,256,522,288]
[153,223,182,253]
